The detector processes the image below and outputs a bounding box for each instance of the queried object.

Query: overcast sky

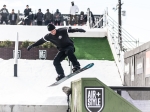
[1,0,150,43]
[0,0,115,14]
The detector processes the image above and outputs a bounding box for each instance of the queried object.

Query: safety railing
[101,9,139,83]
[86,8,140,84]
[110,86,150,96]
[107,15,139,51]
[93,16,104,28]
[86,8,104,28]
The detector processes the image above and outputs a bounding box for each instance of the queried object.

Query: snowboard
[48,63,94,87]
[17,16,28,25]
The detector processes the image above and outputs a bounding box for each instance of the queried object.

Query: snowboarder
[27,23,86,81]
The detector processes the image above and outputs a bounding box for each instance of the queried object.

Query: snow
[0,58,149,112]
[0,59,122,105]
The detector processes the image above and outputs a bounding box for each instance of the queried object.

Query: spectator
[9,9,17,25]
[24,5,32,25]
[28,8,34,25]
[78,11,85,26]
[0,5,9,24]
[69,1,79,26]
[53,9,62,26]
[85,8,95,27]
[35,9,43,26]
[44,9,53,25]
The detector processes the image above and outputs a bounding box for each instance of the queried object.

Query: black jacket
[44,12,53,21]
[0,8,9,18]
[35,12,43,21]
[84,11,95,23]
[31,27,85,51]
[9,13,17,21]
[53,12,62,21]
[28,12,34,20]
[24,8,31,17]
[32,28,74,51]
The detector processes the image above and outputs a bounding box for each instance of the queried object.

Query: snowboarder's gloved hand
[78,29,86,32]
[27,45,33,51]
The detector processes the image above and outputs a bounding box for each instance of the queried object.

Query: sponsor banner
[131,56,135,81]
[124,63,129,74]
[146,50,150,77]
[13,50,21,59]
[136,57,143,75]
[84,87,105,112]
[39,50,47,59]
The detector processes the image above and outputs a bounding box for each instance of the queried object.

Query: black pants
[37,21,42,25]
[24,19,31,25]
[54,20,60,26]
[69,15,78,25]
[53,46,80,76]
[45,20,52,25]
[0,17,8,24]
[10,20,16,25]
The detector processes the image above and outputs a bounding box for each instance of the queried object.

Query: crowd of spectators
[0,1,95,26]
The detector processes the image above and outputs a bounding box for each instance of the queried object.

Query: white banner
[146,50,150,77]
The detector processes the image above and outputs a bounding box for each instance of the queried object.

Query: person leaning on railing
[84,8,95,26]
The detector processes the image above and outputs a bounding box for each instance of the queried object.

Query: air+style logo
[84,87,105,112]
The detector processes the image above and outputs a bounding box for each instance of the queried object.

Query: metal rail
[110,86,150,96]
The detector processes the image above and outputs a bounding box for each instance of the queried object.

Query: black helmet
[47,23,55,31]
